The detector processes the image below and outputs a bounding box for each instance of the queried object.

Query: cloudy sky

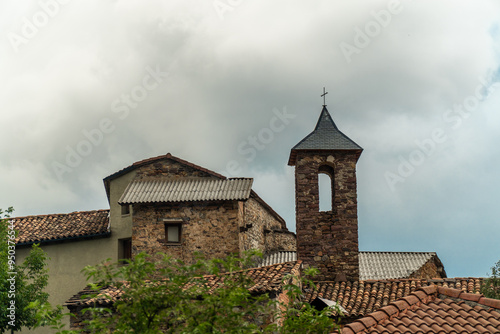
[1,0,500,278]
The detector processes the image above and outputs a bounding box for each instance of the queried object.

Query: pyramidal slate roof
[288,106,362,165]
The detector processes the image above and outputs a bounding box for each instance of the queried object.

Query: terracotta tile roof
[342,285,500,333]
[12,209,110,245]
[305,277,483,319]
[118,178,254,204]
[65,261,302,307]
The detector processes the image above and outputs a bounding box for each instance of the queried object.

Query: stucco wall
[17,167,137,333]
[16,237,114,334]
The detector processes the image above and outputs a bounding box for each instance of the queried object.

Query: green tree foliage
[481,260,500,299]
[0,207,52,333]
[277,267,342,334]
[39,251,339,333]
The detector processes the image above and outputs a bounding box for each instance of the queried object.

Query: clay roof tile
[341,284,500,333]
[478,296,500,309]
[460,292,482,302]
[13,209,110,245]
[437,286,462,298]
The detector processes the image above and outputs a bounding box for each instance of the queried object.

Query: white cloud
[1,0,499,277]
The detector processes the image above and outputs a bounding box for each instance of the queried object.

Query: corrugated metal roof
[359,251,437,280]
[259,251,439,280]
[288,106,362,165]
[118,178,253,204]
[257,251,297,267]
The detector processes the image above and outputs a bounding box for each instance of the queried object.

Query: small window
[118,238,132,264]
[318,173,333,211]
[121,204,130,215]
[318,165,335,212]
[164,223,182,243]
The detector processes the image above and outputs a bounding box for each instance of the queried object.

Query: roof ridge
[105,153,226,182]
[200,260,299,279]
[437,286,500,310]
[313,277,484,284]
[12,209,110,220]
[359,251,436,254]
[132,177,253,182]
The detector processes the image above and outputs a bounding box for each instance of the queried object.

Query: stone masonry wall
[135,158,219,179]
[239,197,296,256]
[295,151,360,281]
[409,257,444,279]
[264,229,296,254]
[132,201,240,264]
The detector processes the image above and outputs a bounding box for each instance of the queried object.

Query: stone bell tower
[288,105,362,281]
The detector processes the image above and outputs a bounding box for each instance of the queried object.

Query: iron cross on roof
[321,87,328,106]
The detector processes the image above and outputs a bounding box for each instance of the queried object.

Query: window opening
[163,220,182,243]
[318,165,335,212]
[121,204,130,215]
[119,238,132,264]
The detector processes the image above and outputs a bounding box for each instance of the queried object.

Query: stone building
[105,153,296,263]
[14,103,455,333]
[278,106,447,282]
[13,153,295,334]
[288,106,363,281]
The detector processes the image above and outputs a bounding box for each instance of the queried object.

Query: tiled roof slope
[118,178,253,204]
[360,251,444,280]
[13,209,110,245]
[66,261,302,307]
[261,251,444,280]
[306,278,483,319]
[288,106,362,165]
[342,285,500,334]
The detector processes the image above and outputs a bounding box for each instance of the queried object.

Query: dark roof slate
[12,209,110,245]
[288,106,362,165]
